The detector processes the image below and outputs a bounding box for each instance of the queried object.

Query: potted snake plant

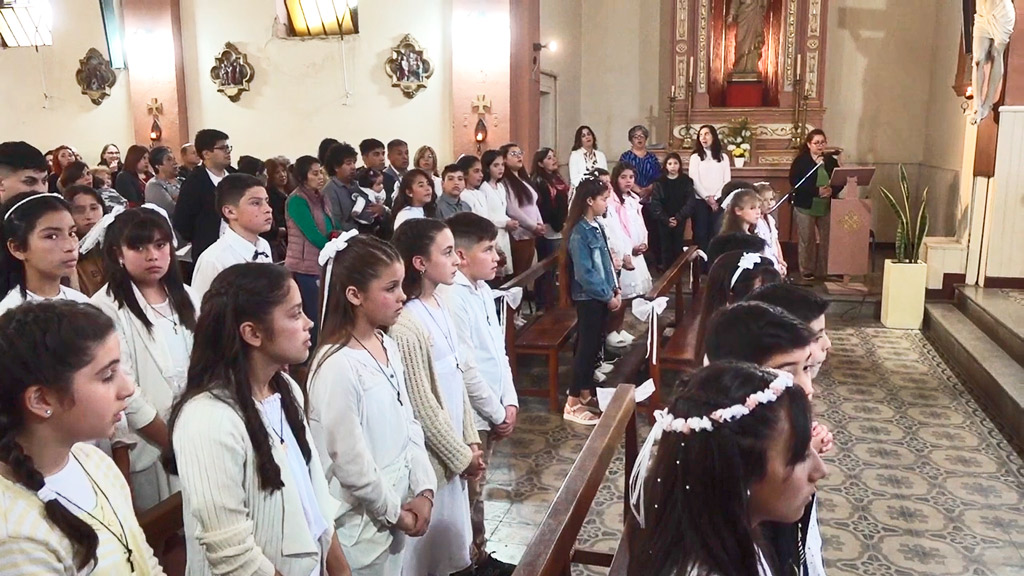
[879,164,929,329]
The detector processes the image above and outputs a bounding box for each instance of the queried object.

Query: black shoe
[476,555,517,576]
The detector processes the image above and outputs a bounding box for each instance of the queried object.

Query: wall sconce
[532,40,558,52]
[961,85,974,114]
[147,98,163,142]
[471,94,491,153]
[285,0,358,37]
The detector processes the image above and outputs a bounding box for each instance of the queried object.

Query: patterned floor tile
[479,314,1024,574]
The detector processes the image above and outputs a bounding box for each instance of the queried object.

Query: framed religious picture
[209,42,255,102]
[384,34,434,99]
[75,48,117,106]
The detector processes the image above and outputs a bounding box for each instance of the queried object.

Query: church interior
[1,0,1023,575]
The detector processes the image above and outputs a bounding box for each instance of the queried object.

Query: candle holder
[668,93,679,150]
[681,80,695,150]
[790,72,805,149]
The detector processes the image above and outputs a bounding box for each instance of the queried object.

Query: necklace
[261,393,288,454]
[351,332,403,406]
[417,296,460,365]
[149,300,179,334]
[53,454,135,573]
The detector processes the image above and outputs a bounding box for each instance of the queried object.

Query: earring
[119,260,125,267]
[44,409,52,416]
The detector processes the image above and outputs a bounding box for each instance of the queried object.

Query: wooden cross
[471,94,491,114]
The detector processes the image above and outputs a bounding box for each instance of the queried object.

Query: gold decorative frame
[75,48,117,106]
[209,42,255,102]
[384,34,434,99]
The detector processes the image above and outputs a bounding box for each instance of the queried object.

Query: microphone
[769,159,823,214]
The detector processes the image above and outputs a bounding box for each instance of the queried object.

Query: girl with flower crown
[627,362,827,576]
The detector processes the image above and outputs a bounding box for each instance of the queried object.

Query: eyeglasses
[509,151,524,158]
[214,145,233,152]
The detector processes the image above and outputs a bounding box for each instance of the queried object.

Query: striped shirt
[0,443,164,575]
[618,150,663,189]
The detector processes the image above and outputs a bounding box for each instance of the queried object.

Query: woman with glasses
[788,129,841,282]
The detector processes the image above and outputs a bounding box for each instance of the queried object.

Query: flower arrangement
[723,117,754,159]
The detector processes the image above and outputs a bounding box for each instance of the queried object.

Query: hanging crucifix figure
[728,0,769,79]
[970,0,1016,125]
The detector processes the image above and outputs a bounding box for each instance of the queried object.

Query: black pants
[572,299,609,397]
[692,199,722,272]
[657,222,686,268]
[535,237,558,309]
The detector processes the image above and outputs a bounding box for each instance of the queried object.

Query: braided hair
[0,300,116,569]
[163,263,311,491]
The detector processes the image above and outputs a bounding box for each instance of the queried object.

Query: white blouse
[687,153,731,200]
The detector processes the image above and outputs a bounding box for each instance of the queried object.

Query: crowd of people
[0,121,841,576]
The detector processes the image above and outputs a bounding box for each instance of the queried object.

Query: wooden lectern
[826,167,875,293]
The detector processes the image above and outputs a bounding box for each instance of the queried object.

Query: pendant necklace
[352,332,403,405]
[417,296,463,372]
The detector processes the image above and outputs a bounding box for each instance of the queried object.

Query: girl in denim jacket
[562,177,621,425]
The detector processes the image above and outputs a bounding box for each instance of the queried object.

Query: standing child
[0,192,91,313]
[478,151,516,278]
[306,234,435,575]
[0,301,165,575]
[443,212,520,575]
[91,207,200,510]
[605,163,650,347]
[563,177,621,425]
[392,169,438,230]
[190,174,274,299]
[718,187,762,236]
[166,263,349,576]
[649,153,696,269]
[456,155,487,217]
[753,182,788,275]
[63,184,108,296]
[436,164,471,220]
[391,219,484,576]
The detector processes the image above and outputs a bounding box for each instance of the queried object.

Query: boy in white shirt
[442,212,519,576]
[190,173,274,299]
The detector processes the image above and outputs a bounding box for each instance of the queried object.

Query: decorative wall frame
[209,42,255,102]
[384,34,434,99]
[75,48,117,106]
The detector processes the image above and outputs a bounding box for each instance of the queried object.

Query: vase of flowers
[724,117,754,168]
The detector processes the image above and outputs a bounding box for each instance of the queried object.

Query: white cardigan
[91,283,201,472]
[172,376,340,576]
[478,180,514,276]
[568,148,608,188]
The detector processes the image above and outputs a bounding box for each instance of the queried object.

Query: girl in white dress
[627,363,827,576]
[391,219,483,576]
[307,233,436,576]
[0,192,91,314]
[603,164,652,347]
[478,150,517,278]
[91,207,200,510]
[0,300,164,575]
[166,263,349,576]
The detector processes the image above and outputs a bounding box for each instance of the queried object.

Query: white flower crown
[628,369,795,528]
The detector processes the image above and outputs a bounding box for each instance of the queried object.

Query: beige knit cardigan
[390,306,481,484]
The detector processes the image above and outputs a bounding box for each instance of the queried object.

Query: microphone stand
[769,159,823,215]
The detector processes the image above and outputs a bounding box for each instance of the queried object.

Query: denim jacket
[568,218,617,302]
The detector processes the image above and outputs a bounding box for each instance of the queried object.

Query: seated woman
[628,362,828,576]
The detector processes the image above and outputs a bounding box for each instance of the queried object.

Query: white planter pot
[880,259,928,329]
[734,156,746,168]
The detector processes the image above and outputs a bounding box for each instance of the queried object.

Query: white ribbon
[492,287,523,333]
[695,249,708,262]
[317,229,360,326]
[140,203,177,247]
[631,296,668,365]
[729,252,763,290]
[78,205,125,254]
[627,370,794,528]
[36,485,58,503]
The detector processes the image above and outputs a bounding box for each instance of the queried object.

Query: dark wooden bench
[501,253,578,412]
[644,246,704,405]
[512,383,639,575]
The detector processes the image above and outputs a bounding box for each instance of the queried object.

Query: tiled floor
[481,314,1024,575]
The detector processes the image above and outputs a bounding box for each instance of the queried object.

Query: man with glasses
[174,129,237,262]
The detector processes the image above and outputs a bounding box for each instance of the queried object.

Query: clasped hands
[811,421,834,455]
[396,491,434,537]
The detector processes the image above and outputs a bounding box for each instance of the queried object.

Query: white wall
[178,0,453,162]
[539,0,582,165]
[0,0,134,162]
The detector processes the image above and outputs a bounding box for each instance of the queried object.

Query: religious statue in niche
[970,0,1015,124]
[727,0,768,80]
[209,42,255,102]
[384,34,435,99]
[75,48,117,106]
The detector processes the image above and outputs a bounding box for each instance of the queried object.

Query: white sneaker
[617,330,636,344]
[597,361,616,374]
[606,333,627,348]
[593,370,608,383]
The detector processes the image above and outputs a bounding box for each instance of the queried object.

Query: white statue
[970,0,1016,125]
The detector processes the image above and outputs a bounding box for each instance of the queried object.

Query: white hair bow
[78,205,126,254]
[318,229,360,326]
[631,296,668,364]
[730,252,763,290]
[492,287,523,333]
[140,203,177,247]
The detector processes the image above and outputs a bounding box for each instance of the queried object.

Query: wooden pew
[501,253,578,412]
[512,384,639,576]
[643,246,703,406]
